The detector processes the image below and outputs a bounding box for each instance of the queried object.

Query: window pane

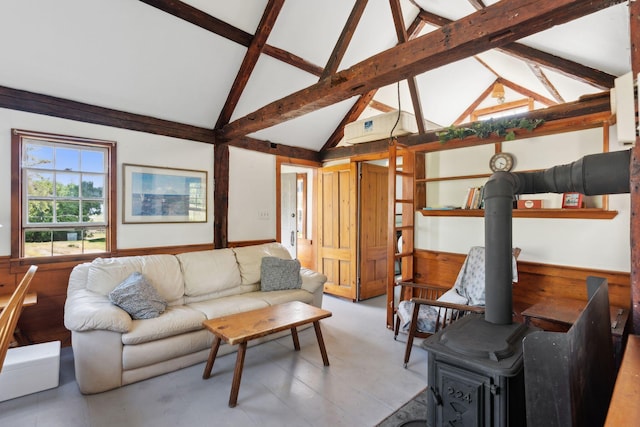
[82,201,105,223]
[24,230,53,257]
[55,147,80,171]
[81,174,104,197]
[84,227,106,253]
[26,171,53,196]
[55,172,80,197]
[52,230,82,256]
[81,150,105,173]
[23,142,53,169]
[28,200,53,223]
[56,201,79,222]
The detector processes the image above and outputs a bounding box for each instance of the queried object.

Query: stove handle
[429,386,443,406]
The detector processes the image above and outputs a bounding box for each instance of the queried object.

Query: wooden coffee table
[202,301,332,407]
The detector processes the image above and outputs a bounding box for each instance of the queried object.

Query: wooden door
[318,163,357,301]
[359,163,389,300]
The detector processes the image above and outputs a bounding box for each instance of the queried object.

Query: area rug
[376,387,429,426]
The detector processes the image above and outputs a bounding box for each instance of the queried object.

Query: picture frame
[123,164,207,223]
[562,192,583,209]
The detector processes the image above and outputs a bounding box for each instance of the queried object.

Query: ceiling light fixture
[491,82,506,104]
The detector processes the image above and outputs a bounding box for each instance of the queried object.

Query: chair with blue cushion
[394,246,520,367]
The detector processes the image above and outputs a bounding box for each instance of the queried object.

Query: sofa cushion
[121,305,206,345]
[176,249,241,297]
[260,257,302,291]
[241,289,314,306]
[233,243,292,285]
[86,255,184,305]
[109,272,167,320]
[187,294,270,319]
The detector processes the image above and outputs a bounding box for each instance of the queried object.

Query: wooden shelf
[419,208,618,219]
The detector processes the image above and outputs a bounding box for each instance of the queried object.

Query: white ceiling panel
[250,98,357,150]
[416,58,497,126]
[519,4,630,76]
[180,0,267,34]
[230,55,318,122]
[266,0,354,67]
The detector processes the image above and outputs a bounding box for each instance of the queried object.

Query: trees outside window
[12,130,116,259]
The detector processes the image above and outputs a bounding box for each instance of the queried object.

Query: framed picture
[562,192,583,209]
[123,164,207,223]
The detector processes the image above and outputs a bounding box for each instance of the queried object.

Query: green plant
[437,117,544,143]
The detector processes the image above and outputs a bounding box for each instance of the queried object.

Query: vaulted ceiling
[0,0,631,160]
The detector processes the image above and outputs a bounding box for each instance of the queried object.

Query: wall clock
[489,152,514,172]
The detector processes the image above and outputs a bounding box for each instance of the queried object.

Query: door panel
[318,163,357,301]
[359,163,389,300]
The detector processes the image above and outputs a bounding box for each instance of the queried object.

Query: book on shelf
[462,186,484,209]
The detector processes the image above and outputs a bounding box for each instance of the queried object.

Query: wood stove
[420,150,631,426]
[423,315,536,426]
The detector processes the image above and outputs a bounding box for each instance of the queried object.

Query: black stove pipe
[483,149,631,325]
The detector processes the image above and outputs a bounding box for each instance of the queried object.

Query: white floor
[0,295,428,427]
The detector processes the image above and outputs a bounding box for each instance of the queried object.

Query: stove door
[432,362,491,426]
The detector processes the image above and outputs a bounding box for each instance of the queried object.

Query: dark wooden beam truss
[218,0,624,142]
[417,9,616,90]
[215,0,285,129]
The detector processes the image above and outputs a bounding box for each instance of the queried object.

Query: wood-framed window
[471,98,534,121]
[11,129,117,261]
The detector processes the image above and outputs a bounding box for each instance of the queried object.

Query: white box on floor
[0,341,60,402]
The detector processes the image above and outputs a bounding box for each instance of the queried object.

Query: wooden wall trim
[413,249,631,315]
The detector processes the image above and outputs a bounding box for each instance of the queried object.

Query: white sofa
[64,243,327,394]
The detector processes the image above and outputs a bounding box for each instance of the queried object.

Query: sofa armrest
[300,267,327,294]
[64,288,132,333]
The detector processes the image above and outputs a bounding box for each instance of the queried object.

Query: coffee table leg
[291,327,300,350]
[313,321,330,366]
[229,341,247,407]
[203,336,221,379]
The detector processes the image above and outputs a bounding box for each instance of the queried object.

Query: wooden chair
[394,247,520,367]
[0,265,37,371]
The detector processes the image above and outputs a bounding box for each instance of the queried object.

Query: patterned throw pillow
[260,257,302,291]
[109,272,167,319]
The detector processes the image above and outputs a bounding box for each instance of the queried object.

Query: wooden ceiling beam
[389,0,425,134]
[228,136,321,162]
[321,12,426,150]
[0,84,319,161]
[453,82,497,125]
[215,0,285,128]
[528,63,565,103]
[321,0,368,79]
[319,90,376,152]
[218,0,623,141]
[497,76,557,106]
[0,85,217,143]
[138,0,323,78]
[417,9,616,90]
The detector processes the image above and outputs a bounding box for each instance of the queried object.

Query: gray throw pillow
[260,257,302,291]
[109,272,167,319]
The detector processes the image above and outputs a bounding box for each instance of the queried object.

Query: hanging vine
[437,117,545,143]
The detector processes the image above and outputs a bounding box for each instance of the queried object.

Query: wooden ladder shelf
[386,141,415,329]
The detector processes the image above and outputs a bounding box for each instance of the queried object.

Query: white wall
[228,147,276,242]
[0,107,215,254]
[415,126,631,272]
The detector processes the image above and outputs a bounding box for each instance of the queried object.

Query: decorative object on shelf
[437,117,545,143]
[562,192,583,209]
[489,152,515,172]
[122,164,208,223]
[517,199,543,209]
